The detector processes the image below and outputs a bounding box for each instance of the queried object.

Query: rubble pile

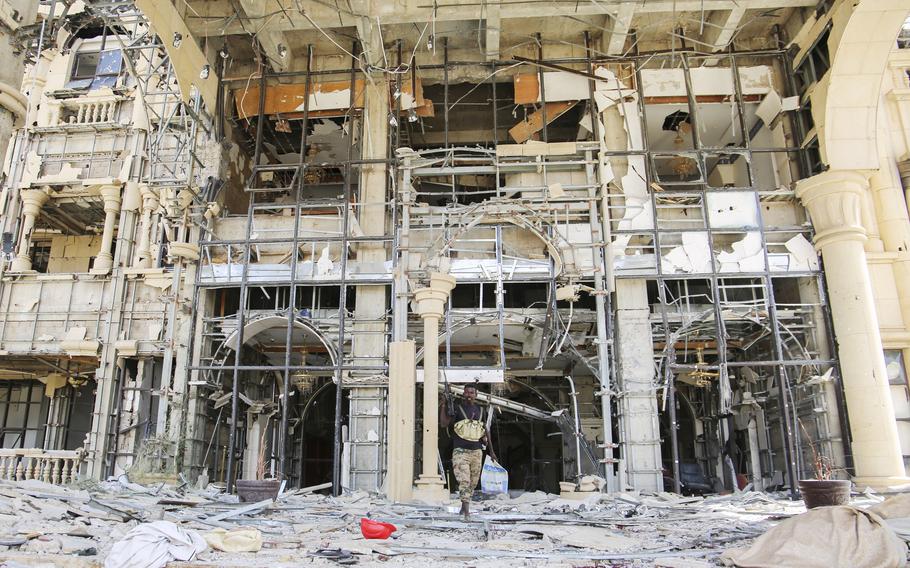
[0,478,901,567]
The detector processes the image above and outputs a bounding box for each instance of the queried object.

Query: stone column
[93,185,122,274]
[10,189,49,272]
[0,1,38,167]
[796,170,908,486]
[348,60,390,492]
[615,279,663,491]
[134,185,159,268]
[412,272,456,501]
[386,340,416,501]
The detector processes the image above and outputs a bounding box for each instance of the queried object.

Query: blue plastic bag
[480,456,508,494]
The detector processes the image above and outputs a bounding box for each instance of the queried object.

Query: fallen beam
[508,101,577,143]
[204,497,274,523]
[442,383,555,421]
[386,545,714,561]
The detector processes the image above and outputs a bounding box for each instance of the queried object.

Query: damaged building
[0,0,906,506]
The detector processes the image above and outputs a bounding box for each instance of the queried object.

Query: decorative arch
[203,314,339,387]
[822,1,910,170]
[223,314,337,364]
[422,200,575,279]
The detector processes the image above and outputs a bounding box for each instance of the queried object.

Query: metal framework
[189,40,396,493]
[180,19,846,497]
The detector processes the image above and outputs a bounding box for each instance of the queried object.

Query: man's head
[463,384,477,402]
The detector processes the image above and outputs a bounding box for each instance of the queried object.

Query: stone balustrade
[52,98,121,126]
[0,448,86,484]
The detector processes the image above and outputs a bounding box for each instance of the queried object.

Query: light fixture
[277,44,288,58]
[407,108,418,122]
[199,64,210,79]
[427,34,434,50]
[275,118,291,133]
[172,32,182,48]
[683,347,720,388]
[292,373,318,397]
[68,375,89,388]
[218,46,229,59]
[388,113,398,127]
[392,86,401,99]
[668,132,698,178]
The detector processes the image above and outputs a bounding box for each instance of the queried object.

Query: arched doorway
[206,314,340,488]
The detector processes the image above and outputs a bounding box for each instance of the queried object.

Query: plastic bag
[480,456,508,494]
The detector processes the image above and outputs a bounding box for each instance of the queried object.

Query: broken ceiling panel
[662,232,712,274]
[514,68,636,108]
[756,90,783,126]
[716,232,763,272]
[785,234,820,271]
[706,192,760,229]
[235,81,366,119]
[640,66,773,98]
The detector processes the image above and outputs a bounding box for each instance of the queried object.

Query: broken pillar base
[413,475,449,503]
[168,242,200,261]
[8,259,33,273]
[92,253,114,274]
[851,476,910,492]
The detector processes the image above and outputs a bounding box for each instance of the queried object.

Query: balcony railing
[49,95,124,127]
[0,448,86,484]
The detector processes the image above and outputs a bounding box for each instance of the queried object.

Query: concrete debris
[0,478,876,567]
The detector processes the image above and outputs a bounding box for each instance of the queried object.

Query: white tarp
[105,521,207,568]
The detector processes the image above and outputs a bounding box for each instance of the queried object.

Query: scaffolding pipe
[278,44,313,482]
[332,41,360,495]
[584,31,616,490]
[730,53,800,498]
[226,53,267,494]
[565,375,583,482]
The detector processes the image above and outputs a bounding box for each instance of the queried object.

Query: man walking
[440,382,497,519]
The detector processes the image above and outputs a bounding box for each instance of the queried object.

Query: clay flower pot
[798,479,851,509]
[236,479,281,502]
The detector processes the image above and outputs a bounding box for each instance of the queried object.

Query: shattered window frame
[66,48,123,90]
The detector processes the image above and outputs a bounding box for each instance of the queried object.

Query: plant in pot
[236,429,281,502]
[797,419,850,509]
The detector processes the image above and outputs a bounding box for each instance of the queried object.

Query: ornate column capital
[413,272,456,320]
[99,184,123,213]
[20,188,49,216]
[795,170,871,249]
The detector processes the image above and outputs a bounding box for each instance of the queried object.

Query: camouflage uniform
[452,447,483,502]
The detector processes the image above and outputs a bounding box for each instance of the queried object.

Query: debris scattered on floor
[0,477,907,567]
